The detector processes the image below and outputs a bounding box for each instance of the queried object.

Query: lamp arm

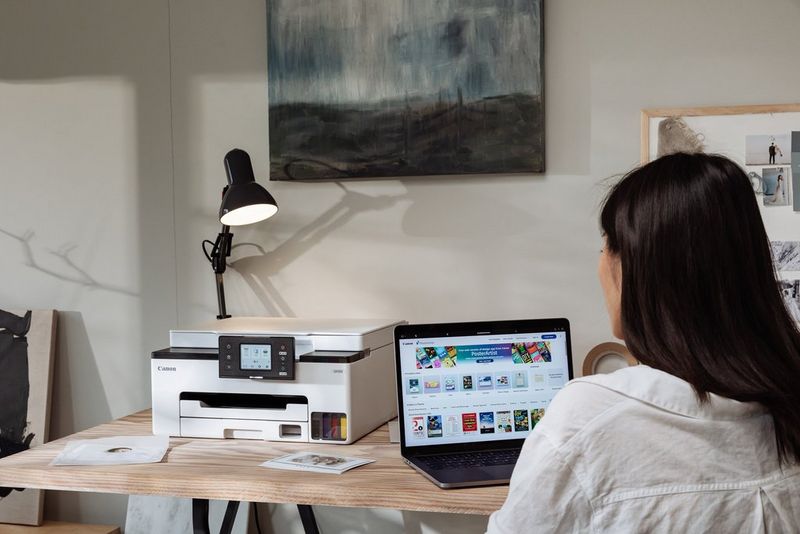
[211,224,232,274]
[205,224,233,319]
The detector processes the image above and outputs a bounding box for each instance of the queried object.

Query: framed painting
[0,309,57,526]
[268,0,544,180]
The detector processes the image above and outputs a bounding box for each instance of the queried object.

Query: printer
[152,317,404,444]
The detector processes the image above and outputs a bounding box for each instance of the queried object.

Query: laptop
[394,318,573,488]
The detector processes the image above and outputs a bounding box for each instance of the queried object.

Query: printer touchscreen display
[240,344,272,371]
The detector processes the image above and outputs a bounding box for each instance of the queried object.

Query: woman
[765,173,785,205]
[487,153,800,533]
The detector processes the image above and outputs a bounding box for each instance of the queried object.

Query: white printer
[152,317,404,444]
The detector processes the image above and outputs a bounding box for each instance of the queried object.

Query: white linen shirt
[487,365,800,533]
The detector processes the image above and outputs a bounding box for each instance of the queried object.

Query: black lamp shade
[219,148,278,226]
[219,182,278,226]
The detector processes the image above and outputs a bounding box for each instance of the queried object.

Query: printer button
[224,363,233,370]
[226,354,232,361]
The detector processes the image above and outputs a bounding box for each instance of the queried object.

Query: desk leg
[192,498,210,534]
[297,504,320,534]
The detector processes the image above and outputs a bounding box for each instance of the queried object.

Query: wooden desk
[0,410,507,516]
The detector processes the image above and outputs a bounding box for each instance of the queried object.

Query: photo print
[762,167,790,207]
[779,280,800,323]
[793,132,800,211]
[746,134,791,166]
[771,241,800,271]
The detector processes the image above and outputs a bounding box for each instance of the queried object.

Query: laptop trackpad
[434,464,515,485]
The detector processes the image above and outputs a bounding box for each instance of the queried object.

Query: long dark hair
[600,152,800,465]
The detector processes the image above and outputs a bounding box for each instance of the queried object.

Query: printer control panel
[218,336,295,380]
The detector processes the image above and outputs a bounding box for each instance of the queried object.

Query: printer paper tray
[179,399,307,422]
[180,417,308,442]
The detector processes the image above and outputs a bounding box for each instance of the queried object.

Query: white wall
[0,0,176,526]
[2,0,800,531]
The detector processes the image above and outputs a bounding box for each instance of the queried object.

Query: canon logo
[157,366,177,372]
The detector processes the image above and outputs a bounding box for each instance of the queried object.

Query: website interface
[399,331,570,447]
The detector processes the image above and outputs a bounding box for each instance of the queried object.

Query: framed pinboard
[641,104,800,322]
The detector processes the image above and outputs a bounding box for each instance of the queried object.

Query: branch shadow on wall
[0,228,138,297]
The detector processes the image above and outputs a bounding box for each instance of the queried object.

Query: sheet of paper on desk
[51,435,169,466]
[261,452,374,474]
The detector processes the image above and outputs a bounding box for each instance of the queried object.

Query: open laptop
[394,318,573,488]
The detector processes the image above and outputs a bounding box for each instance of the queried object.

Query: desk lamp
[203,148,278,319]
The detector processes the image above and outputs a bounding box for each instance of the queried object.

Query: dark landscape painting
[267,0,544,180]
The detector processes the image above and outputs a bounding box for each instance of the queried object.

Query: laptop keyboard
[419,449,521,470]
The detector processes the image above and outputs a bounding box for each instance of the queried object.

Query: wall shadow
[1,0,176,527]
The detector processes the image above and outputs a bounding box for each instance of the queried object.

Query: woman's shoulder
[536,366,659,446]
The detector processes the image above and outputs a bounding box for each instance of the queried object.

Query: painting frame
[267,0,545,181]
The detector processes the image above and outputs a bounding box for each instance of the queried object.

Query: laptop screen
[396,320,572,448]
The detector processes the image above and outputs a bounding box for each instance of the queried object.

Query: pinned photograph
[762,168,789,206]
[771,241,800,271]
[746,134,791,165]
[793,131,800,211]
[779,280,800,322]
